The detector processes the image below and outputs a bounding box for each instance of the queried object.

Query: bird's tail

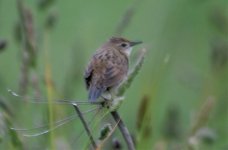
[88,86,105,102]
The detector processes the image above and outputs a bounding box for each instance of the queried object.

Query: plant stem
[72,103,97,150]
[17,0,40,96]
[111,111,135,150]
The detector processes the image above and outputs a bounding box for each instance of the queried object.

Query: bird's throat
[125,47,132,56]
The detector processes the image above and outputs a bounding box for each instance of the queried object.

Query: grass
[0,0,227,149]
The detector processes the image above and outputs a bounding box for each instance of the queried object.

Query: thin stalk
[44,28,55,150]
[17,0,39,96]
[111,111,135,150]
[72,103,97,150]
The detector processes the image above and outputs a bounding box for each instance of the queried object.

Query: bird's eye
[121,43,127,47]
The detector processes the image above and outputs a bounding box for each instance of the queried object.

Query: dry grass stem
[17,0,40,96]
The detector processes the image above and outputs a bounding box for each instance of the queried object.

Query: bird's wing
[88,59,127,102]
[84,60,93,90]
[86,49,128,102]
[102,64,127,88]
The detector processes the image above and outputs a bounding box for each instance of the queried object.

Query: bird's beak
[129,41,143,47]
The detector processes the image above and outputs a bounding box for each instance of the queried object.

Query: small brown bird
[84,37,142,102]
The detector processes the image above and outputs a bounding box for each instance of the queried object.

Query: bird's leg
[106,90,124,111]
[101,89,124,111]
[101,91,113,109]
[109,96,124,111]
[100,89,114,107]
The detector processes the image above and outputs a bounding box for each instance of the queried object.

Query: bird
[84,37,142,102]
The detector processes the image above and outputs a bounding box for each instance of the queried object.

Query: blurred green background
[0,0,227,150]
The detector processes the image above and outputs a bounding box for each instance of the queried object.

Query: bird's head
[107,37,142,56]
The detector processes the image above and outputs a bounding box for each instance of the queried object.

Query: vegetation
[0,0,227,149]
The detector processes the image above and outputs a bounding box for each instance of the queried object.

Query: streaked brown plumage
[84,37,142,102]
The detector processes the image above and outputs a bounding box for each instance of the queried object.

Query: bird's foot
[107,96,125,111]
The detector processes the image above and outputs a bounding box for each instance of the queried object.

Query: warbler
[84,37,142,102]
